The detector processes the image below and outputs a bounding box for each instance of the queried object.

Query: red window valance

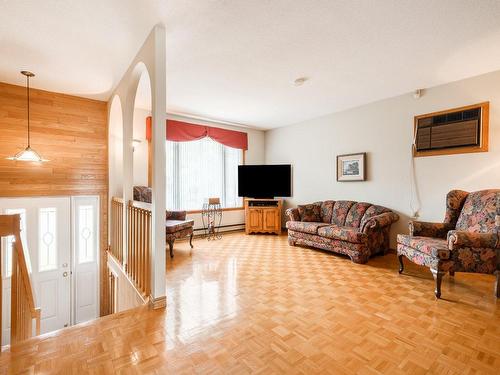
[146,116,248,150]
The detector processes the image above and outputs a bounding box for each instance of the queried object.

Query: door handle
[63,271,68,277]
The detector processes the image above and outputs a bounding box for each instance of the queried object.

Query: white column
[150,24,167,307]
[122,99,134,267]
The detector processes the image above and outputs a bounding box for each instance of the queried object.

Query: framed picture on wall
[336,152,366,181]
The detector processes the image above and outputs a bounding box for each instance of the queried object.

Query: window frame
[413,102,489,158]
[153,140,246,213]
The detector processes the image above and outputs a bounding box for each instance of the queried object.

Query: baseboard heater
[193,223,245,233]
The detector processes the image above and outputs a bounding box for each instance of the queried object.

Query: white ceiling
[2,0,500,129]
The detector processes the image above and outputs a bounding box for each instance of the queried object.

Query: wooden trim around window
[413,102,489,157]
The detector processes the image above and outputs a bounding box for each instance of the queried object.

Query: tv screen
[238,165,292,198]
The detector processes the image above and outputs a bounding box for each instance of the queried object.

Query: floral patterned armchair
[397,189,500,298]
[134,186,194,258]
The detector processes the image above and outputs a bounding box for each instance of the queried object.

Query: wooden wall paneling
[0,82,109,316]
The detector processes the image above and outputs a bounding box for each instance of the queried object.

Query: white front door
[1,197,71,342]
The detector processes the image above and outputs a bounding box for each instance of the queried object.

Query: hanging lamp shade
[7,71,48,162]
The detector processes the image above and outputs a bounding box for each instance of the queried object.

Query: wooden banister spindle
[1,215,40,345]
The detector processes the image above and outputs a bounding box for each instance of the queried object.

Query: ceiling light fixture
[293,77,309,86]
[7,71,48,162]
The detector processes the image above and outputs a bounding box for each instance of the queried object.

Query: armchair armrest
[285,208,300,222]
[447,230,499,250]
[166,210,187,221]
[409,221,454,238]
[362,212,399,233]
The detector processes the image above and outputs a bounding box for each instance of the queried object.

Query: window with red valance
[145,116,248,150]
[145,116,246,211]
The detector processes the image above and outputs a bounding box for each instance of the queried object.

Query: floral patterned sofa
[397,189,500,298]
[133,186,194,258]
[285,201,399,263]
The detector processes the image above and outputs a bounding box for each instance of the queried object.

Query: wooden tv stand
[244,198,282,235]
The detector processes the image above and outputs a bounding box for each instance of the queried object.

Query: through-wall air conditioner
[413,102,489,157]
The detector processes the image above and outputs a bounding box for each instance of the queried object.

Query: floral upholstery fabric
[331,201,356,226]
[344,202,372,228]
[397,235,450,259]
[165,219,194,234]
[397,189,500,278]
[455,190,498,233]
[444,190,469,225]
[359,205,391,230]
[320,201,335,223]
[287,200,399,263]
[166,227,193,243]
[409,221,454,239]
[447,230,499,250]
[451,247,497,273]
[133,185,152,203]
[286,221,330,235]
[285,208,300,222]
[298,203,322,222]
[362,212,399,233]
[288,230,370,264]
[166,210,187,221]
[397,244,454,271]
[132,186,193,256]
[318,225,367,244]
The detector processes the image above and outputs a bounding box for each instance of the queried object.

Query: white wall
[131,110,266,230]
[265,70,500,247]
[133,108,150,187]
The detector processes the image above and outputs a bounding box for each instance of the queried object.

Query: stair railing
[0,214,40,345]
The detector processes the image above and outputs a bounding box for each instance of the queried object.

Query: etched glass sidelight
[39,207,57,271]
[78,205,94,264]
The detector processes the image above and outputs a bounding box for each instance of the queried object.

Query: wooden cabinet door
[247,209,262,231]
[263,208,279,231]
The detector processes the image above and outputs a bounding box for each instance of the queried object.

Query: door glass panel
[4,209,29,277]
[78,205,94,264]
[39,207,57,271]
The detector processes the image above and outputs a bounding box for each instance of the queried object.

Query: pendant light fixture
[7,71,48,162]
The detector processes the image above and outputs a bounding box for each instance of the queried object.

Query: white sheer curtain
[166,137,242,210]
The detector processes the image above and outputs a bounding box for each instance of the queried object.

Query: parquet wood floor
[1,232,499,374]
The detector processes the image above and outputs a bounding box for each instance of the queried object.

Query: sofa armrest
[362,212,399,233]
[447,230,499,250]
[166,210,187,221]
[409,221,454,238]
[285,208,300,222]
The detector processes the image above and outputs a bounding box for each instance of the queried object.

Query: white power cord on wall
[409,129,421,219]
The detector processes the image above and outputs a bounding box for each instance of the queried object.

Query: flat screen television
[238,164,292,198]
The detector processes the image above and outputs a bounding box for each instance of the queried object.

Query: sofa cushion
[345,202,372,228]
[320,200,335,223]
[331,201,356,226]
[298,203,322,222]
[317,225,367,244]
[455,190,498,233]
[397,234,449,259]
[286,221,330,235]
[165,219,194,234]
